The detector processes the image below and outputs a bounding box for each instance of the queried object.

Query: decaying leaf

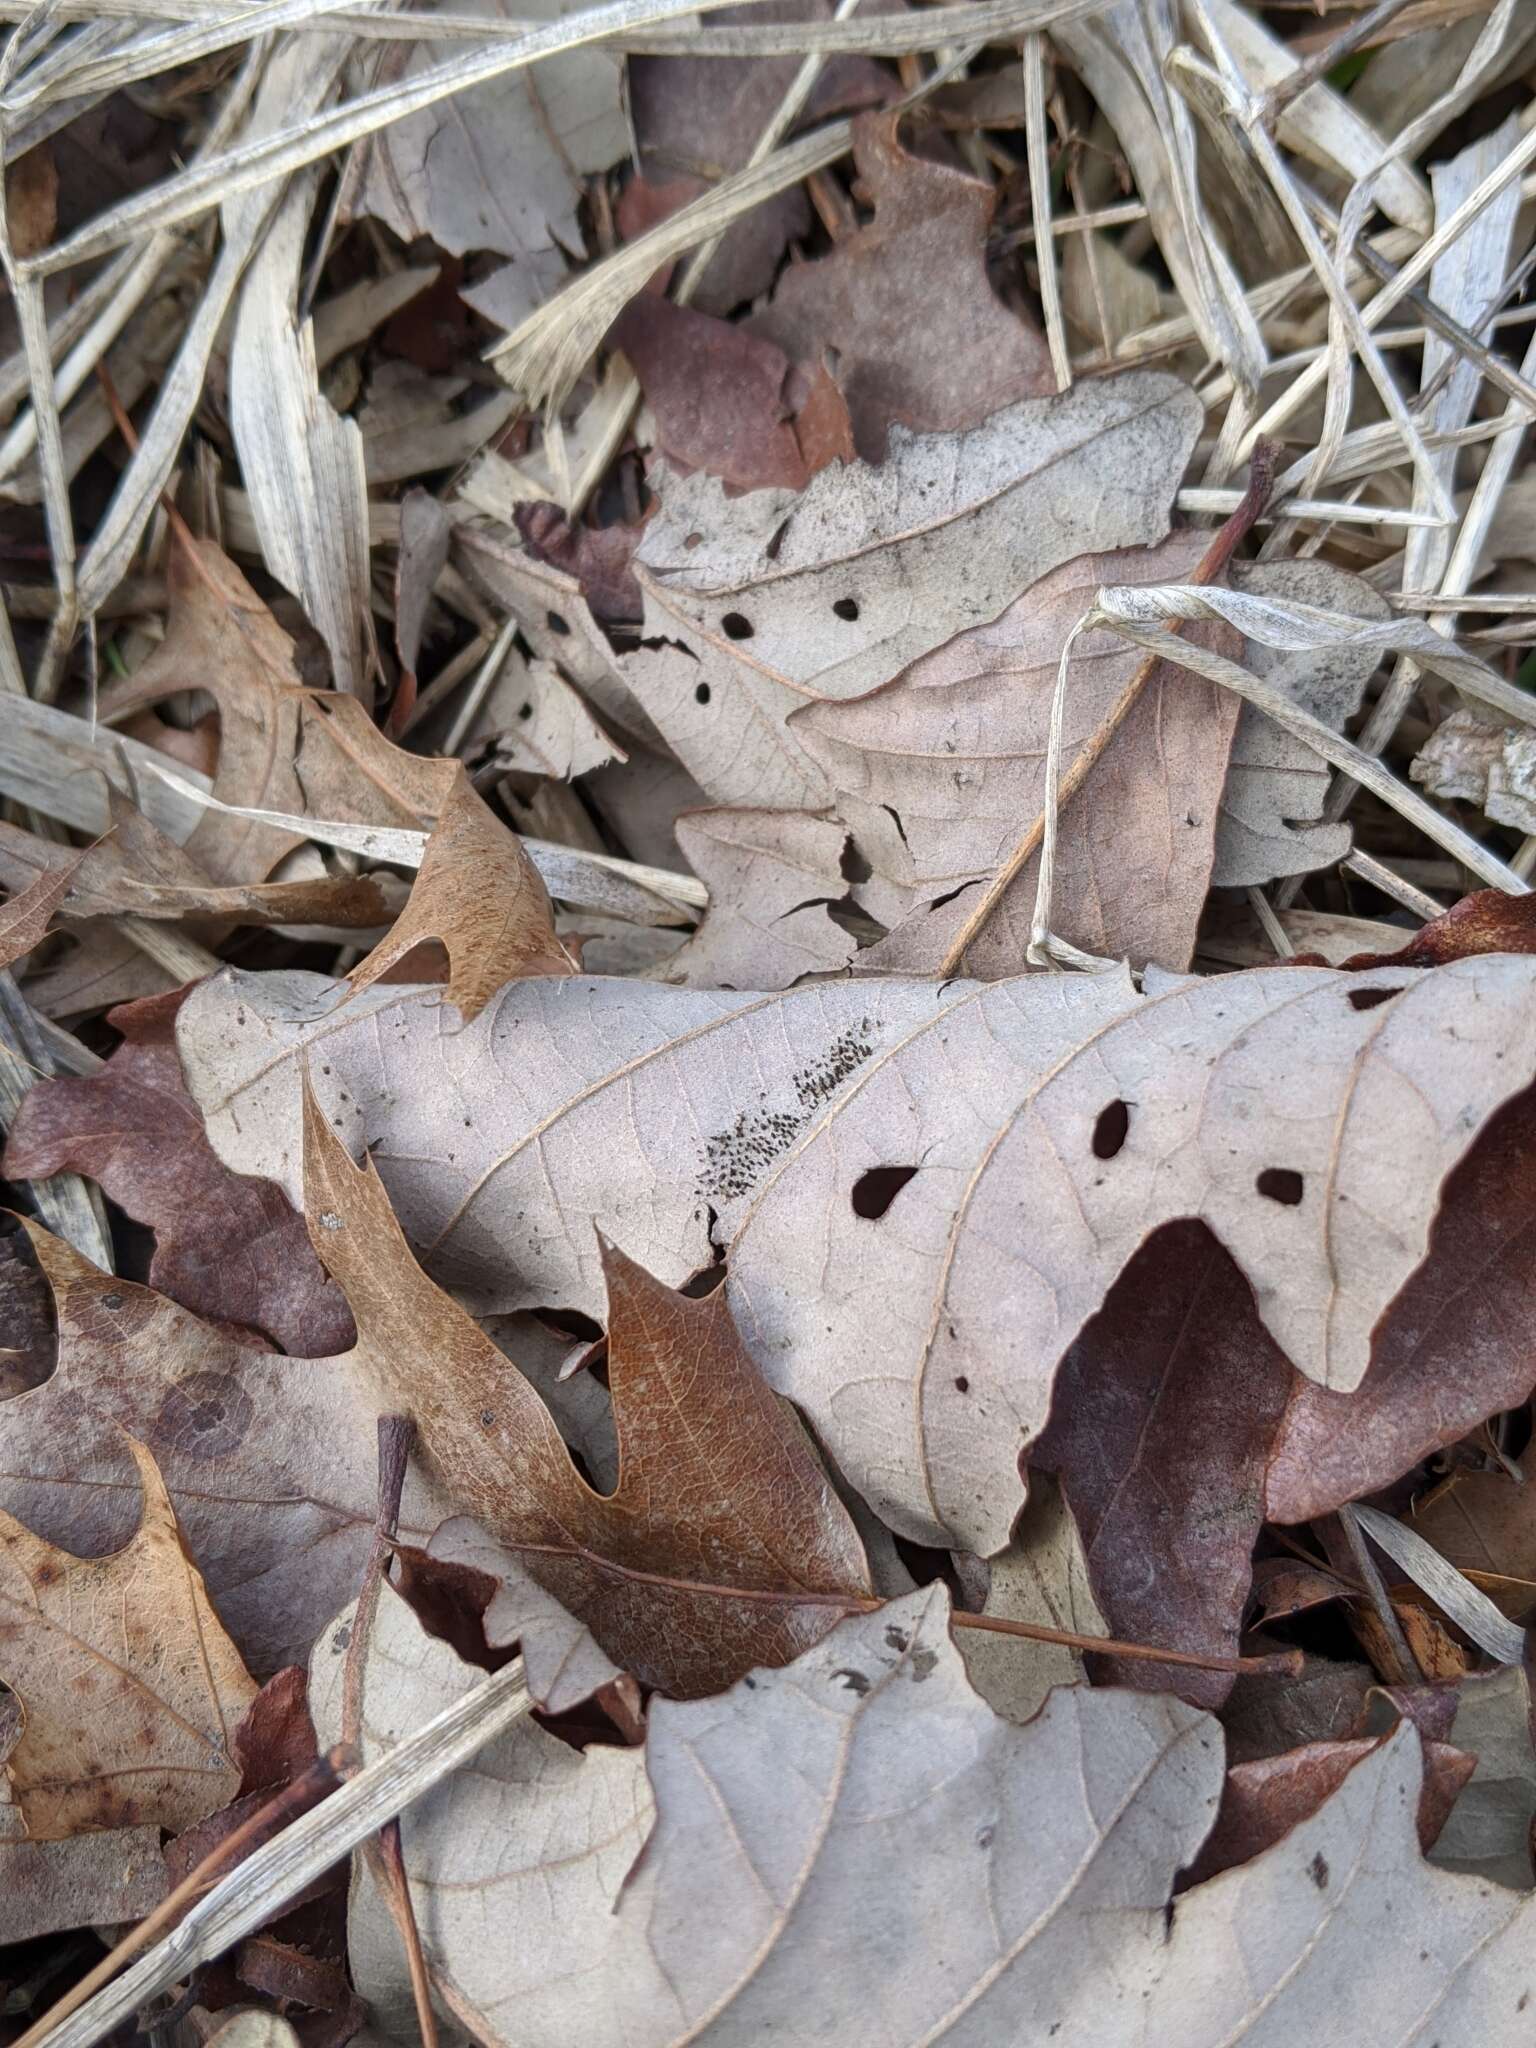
[0,1437,257,1837]
[749,111,1054,459]
[0,859,81,968]
[619,371,1202,807]
[5,987,355,1356]
[796,530,1240,976]
[1,1826,167,1944]
[302,1088,871,1696]
[0,1225,451,1675]
[180,955,1536,1557]
[351,0,628,329]
[1411,708,1536,832]
[612,296,855,493]
[346,765,577,1019]
[654,809,855,988]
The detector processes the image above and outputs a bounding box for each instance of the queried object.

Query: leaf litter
[5,3,1536,2041]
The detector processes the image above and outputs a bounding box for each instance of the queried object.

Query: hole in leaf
[832,597,860,622]
[531,1306,604,1343]
[518,702,532,721]
[721,611,754,641]
[1348,986,1403,1012]
[765,516,792,562]
[840,837,872,885]
[1092,1100,1130,1160]
[694,681,711,705]
[851,1164,919,1219]
[954,1376,970,1393]
[546,610,570,636]
[1256,1167,1304,1207]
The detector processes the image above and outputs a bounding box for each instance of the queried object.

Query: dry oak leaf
[619,370,1201,810]
[0,1224,451,1676]
[749,109,1054,460]
[344,763,576,1019]
[0,1826,166,1943]
[301,1086,870,1699]
[0,795,391,937]
[0,1436,257,1838]
[4,986,354,1356]
[179,955,1536,1556]
[95,538,452,885]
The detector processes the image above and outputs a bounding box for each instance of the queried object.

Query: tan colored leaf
[317,1580,1219,2048]
[654,809,856,988]
[346,766,576,1020]
[1412,707,1536,832]
[795,530,1240,976]
[95,539,449,884]
[748,110,1053,459]
[352,0,627,325]
[1431,1667,1536,1889]
[0,1227,452,1675]
[1,1827,167,1944]
[0,859,80,969]
[181,956,1536,1555]
[302,1089,871,1696]
[619,371,1202,806]
[0,1437,258,1838]
[954,1474,1104,1725]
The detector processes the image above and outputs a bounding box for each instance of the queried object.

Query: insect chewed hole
[1349,986,1403,1012]
[833,596,860,622]
[1257,1167,1304,1206]
[851,1164,919,1219]
[953,1375,970,1393]
[546,609,570,636]
[1092,1099,1130,1160]
[518,702,532,720]
[721,611,754,640]
[695,681,711,705]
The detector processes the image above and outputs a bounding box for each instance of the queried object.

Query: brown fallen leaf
[0,1224,56,1399]
[1,1827,167,1945]
[1040,1070,1536,1702]
[513,502,644,632]
[181,955,1536,1559]
[301,1083,871,1697]
[749,111,1054,459]
[0,859,82,968]
[4,987,355,1356]
[0,1226,452,1675]
[1180,1734,1475,1887]
[0,794,392,932]
[96,538,451,884]
[345,764,577,1019]
[0,1437,258,1838]
[628,7,894,316]
[1410,1473,1536,1596]
[1337,886,1536,969]
[611,296,854,493]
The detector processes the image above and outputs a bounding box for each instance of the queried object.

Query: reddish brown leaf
[514,503,644,630]
[610,296,854,493]
[1181,1736,1475,1887]
[1036,1081,1536,1705]
[0,1223,55,1399]
[301,1086,871,1697]
[628,9,893,314]
[5,986,355,1356]
[1340,887,1536,969]
[749,110,1054,458]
